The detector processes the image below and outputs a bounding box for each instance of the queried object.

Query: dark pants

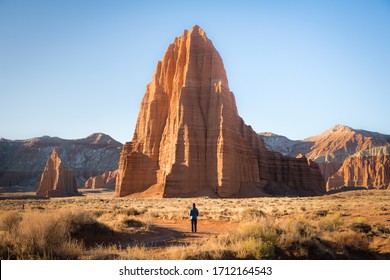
[191,219,197,233]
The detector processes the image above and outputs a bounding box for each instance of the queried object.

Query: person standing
[189,203,199,233]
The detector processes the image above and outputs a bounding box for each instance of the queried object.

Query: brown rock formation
[0,133,122,189]
[36,149,79,197]
[115,25,325,198]
[327,146,390,191]
[85,170,118,189]
[304,125,390,181]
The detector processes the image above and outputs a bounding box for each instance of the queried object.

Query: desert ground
[0,188,389,260]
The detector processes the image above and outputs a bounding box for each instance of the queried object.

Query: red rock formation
[327,146,390,191]
[304,125,388,181]
[36,149,79,197]
[85,170,117,189]
[115,25,325,198]
[260,125,390,183]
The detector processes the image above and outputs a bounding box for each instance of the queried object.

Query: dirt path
[106,219,237,249]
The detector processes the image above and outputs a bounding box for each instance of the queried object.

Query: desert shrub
[241,237,275,259]
[0,211,22,233]
[70,222,112,240]
[332,231,370,253]
[123,219,145,228]
[350,223,372,234]
[315,210,329,217]
[318,215,343,232]
[241,208,266,220]
[126,207,143,216]
[11,211,83,259]
[114,207,144,216]
[240,222,278,244]
[0,209,112,259]
[63,210,96,234]
[277,219,317,257]
[92,210,105,218]
[377,225,390,235]
[193,219,278,260]
[295,221,316,238]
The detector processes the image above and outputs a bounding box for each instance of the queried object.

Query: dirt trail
[109,219,238,249]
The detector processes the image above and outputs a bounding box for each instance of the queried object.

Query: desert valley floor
[0,189,389,260]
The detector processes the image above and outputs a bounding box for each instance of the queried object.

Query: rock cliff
[260,125,390,185]
[116,25,325,198]
[327,146,390,191]
[85,170,118,189]
[36,149,79,197]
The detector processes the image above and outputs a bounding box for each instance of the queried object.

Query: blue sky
[1,0,389,143]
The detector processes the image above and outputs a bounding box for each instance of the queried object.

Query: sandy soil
[1,188,389,259]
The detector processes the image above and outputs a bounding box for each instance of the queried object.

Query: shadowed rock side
[327,146,390,191]
[0,133,122,188]
[116,25,325,198]
[36,149,79,197]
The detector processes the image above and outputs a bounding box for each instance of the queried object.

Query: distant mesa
[0,133,122,189]
[115,25,325,198]
[36,149,79,197]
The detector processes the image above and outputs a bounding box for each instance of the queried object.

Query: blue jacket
[189,207,199,220]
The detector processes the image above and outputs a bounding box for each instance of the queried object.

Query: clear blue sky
[1,0,389,143]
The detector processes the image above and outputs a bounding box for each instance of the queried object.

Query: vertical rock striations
[116,25,325,197]
[327,146,390,191]
[36,149,78,197]
[85,170,118,189]
[260,125,390,183]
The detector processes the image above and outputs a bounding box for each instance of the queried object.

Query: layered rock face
[116,25,325,198]
[85,170,118,189]
[260,125,390,185]
[36,149,79,197]
[327,146,390,191]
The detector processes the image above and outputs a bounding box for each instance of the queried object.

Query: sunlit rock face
[36,149,79,197]
[327,146,390,191]
[85,170,117,189]
[116,25,325,198]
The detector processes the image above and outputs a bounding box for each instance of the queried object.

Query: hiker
[189,203,199,233]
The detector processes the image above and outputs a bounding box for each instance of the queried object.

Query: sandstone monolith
[36,149,78,197]
[116,25,325,197]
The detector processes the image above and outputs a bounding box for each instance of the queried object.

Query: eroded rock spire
[116,26,325,197]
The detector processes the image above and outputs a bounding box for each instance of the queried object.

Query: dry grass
[0,209,86,259]
[0,189,389,259]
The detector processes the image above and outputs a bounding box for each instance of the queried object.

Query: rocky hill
[0,133,122,189]
[260,125,390,190]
